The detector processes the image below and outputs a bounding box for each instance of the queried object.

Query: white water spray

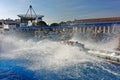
[70,28,119,51]
[0,32,120,79]
[0,34,99,71]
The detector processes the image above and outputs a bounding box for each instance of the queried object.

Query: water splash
[0,33,120,80]
[70,31,119,51]
[0,34,96,71]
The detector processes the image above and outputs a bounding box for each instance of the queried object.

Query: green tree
[50,23,59,26]
[59,21,66,26]
[37,21,48,26]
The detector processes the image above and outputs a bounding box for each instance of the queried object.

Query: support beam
[112,26,114,33]
[103,26,106,33]
[79,27,81,33]
[107,26,110,33]
[95,27,97,33]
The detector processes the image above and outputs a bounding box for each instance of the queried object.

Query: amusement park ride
[17,5,44,27]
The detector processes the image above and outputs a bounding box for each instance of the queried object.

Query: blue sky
[0,0,120,24]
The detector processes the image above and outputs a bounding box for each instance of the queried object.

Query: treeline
[33,21,66,26]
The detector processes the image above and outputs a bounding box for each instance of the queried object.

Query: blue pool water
[0,34,120,80]
[1,59,120,80]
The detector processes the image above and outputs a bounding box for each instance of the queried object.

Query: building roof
[74,17,120,24]
[0,19,17,24]
[4,20,17,24]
